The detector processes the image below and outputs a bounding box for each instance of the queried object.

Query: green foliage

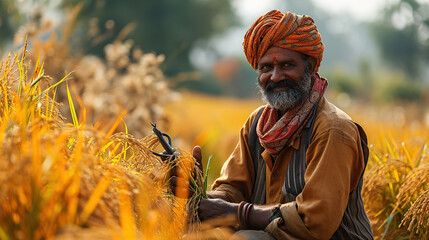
[203,155,212,199]
[175,72,223,95]
[328,70,363,98]
[369,0,429,79]
[326,59,426,104]
[0,0,23,47]
[379,79,423,103]
[225,60,260,98]
[60,0,237,77]
[324,65,370,102]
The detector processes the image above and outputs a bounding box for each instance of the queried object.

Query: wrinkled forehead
[258,47,304,64]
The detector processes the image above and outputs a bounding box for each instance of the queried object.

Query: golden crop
[0,44,214,240]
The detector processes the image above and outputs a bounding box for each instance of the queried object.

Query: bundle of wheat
[400,188,429,238]
[0,44,207,240]
[363,133,429,239]
[396,164,429,238]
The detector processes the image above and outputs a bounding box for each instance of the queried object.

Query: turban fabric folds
[243,10,324,72]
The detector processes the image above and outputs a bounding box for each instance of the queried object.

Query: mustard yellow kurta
[211,97,366,239]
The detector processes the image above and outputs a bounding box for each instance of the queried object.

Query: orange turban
[243,10,324,72]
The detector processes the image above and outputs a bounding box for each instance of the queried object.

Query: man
[188,10,373,239]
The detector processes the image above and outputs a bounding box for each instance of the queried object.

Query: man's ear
[307,57,317,74]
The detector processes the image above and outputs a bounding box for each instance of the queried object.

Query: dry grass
[352,134,429,239]
[400,188,429,238]
[0,43,217,239]
[361,131,429,239]
[395,164,429,212]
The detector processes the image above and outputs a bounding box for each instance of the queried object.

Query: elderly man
[189,10,373,240]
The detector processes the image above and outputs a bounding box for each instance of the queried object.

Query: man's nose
[270,66,285,82]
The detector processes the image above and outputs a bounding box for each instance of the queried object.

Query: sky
[307,0,391,21]
[234,0,392,24]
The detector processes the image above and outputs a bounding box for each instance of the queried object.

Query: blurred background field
[1,0,429,238]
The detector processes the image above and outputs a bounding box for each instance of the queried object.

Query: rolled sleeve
[265,201,317,240]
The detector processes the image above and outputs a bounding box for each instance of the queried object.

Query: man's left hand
[198,198,238,221]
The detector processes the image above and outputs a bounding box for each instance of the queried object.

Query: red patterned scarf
[256,74,328,155]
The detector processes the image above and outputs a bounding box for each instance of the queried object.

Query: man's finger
[192,145,203,172]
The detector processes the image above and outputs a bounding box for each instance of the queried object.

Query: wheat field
[0,44,223,240]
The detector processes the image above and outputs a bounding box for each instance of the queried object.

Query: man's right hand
[192,145,203,173]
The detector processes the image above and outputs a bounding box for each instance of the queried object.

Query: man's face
[256,46,313,112]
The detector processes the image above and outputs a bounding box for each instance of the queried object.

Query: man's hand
[198,198,238,221]
[170,145,203,198]
[192,145,203,172]
[198,198,278,230]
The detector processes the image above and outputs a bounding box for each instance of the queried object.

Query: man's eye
[283,63,293,68]
[259,65,271,71]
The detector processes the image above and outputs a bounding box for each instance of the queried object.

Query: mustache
[263,79,297,92]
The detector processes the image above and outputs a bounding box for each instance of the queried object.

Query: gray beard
[257,71,313,112]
